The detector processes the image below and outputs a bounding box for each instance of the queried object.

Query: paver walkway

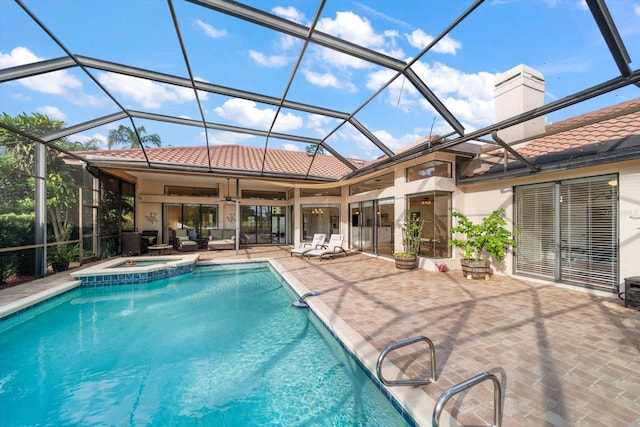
[2,247,639,426]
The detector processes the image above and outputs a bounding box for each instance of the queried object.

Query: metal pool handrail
[432,372,502,427]
[376,335,437,386]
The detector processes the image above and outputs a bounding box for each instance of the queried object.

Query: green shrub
[449,209,517,262]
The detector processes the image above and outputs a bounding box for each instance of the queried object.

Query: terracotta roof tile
[80,144,359,179]
[515,98,640,158]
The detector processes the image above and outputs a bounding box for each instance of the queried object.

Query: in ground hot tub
[71,254,199,286]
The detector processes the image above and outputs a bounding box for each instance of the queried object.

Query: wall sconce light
[420,197,432,206]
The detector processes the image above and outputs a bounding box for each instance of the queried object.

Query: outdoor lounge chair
[304,234,348,260]
[290,233,326,257]
[173,229,198,252]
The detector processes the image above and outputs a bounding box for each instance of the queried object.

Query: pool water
[0,263,409,426]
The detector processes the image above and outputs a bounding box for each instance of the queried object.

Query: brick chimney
[494,64,545,143]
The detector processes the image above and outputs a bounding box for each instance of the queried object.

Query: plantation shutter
[515,183,556,279]
[560,176,618,290]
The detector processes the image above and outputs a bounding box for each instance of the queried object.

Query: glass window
[300,187,341,197]
[242,190,287,200]
[349,172,394,195]
[376,198,394,256]
[300,205,339,241]
[165,186,219,197]
[406,160,451,182]
[407,191,451,258]
[240,205,286,244]
[165,203,219,241]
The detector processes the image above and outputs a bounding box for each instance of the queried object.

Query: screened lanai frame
[1,0,640,181]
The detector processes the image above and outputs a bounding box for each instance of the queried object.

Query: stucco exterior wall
[618,161,640,285]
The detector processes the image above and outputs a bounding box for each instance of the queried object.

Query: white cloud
[205,130,255,145]
[635,4,640,15]
[272,6,305,24]
[314,45,371,69]
[195,19,226,38]
[307,114,333,129]
[302,69,356,92]
[318,11,385,47]
[366,61,496,132]
[365,70,418,111]
[405,29,462,55]
[282,143,300,151]
[279,34,298,50]
[37,105,66,121]
[98,72,201,109]
[330,122,382,159]
[248,50,289,68]
[76,132,107,148]
[0,47,81,95]
[312,11,397,69]
[390,61,497,128]
[214,98,303,132]
[373,129,425,151]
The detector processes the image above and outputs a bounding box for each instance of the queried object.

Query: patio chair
[173,229,198,252]
[290,233,326,257]
[304,234,348,260]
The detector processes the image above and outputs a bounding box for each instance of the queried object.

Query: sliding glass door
[515,175,618,290]
[349,198,394,256]
[241,205,286,244]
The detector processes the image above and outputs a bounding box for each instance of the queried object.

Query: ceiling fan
[216,178,240,204]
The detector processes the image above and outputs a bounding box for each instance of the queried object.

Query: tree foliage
[0,112,65,170]
[305,144,325,155]
[0,113,83,250]
[107,125,161,149]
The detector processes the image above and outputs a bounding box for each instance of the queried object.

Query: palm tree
[305,143,325,155]
[107,125,161,149]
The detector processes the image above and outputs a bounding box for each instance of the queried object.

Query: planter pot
[51,261,69,273]
[395,255,417,270]
[460,259,490,280]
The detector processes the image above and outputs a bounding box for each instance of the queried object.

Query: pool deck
[1,246,639,426]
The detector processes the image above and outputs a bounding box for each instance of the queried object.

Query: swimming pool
[0,262,412,426]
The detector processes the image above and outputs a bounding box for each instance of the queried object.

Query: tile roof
[80,144,365,180]
[513,98,640,158]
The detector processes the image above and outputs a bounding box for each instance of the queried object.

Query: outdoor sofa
[207,229,236,250]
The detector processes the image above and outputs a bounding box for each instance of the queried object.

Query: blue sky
[1,0,639,161]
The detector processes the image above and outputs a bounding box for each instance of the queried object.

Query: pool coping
[269,258,454,427]
[0,280,82,320]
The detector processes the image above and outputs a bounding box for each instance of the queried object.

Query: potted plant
[48,243,79,273]
[449,208,517,279]
[48,224,79,273]
[394,215,424,270]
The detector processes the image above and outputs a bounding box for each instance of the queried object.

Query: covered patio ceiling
[1,0,639,181]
